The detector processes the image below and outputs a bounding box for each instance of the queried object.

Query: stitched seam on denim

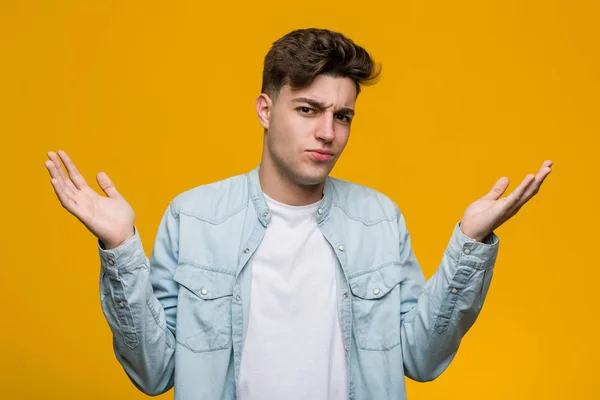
[332,201,397,226]
[444,268,476,291]
[174,203,247,225]
[169,201,178,219]
[114,259,147,274]
[444,248,459,263]
[249,192,264,201]
[433,268,474,333]
[118,279,138,333]
[347,261,403,279]
[176,262,237,276]
[115,278,139,349]
[434,290,460,333]
[145,285,175,349]
[104,276,125,337]
[478,269,488,306]
[174,338,230,353]
[358,340,401,352]
[317,211,332,225]
[445,249,495,270]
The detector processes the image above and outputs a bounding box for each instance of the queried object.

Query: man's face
[257,74,357,187]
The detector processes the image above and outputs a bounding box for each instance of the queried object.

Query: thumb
[96,172,121,199]
[482,177,510,200]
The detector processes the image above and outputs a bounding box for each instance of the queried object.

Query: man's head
[256,28,380,191]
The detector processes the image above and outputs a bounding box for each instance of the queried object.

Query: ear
[256,93,273,130]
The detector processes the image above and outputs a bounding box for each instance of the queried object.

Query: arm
[99,202,179,395]
[44,150,180,395]
[398,213,498,382]
[398,160,552,381]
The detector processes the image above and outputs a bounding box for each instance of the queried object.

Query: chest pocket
[349,263,405,351]
[173,265,236,353]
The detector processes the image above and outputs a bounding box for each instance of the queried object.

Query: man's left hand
[459,160,553,242]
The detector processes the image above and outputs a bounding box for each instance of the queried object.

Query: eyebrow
[291,97,355,117]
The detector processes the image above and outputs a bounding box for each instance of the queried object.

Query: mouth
[306,149,334,162]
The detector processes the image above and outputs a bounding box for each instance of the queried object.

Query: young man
[45,28,552,400]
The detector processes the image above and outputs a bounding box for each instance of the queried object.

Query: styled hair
[261,28,381,97]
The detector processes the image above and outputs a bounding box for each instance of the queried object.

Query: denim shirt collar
[247,164,333,227]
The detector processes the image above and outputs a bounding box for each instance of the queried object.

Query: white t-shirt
[237,194,348,400]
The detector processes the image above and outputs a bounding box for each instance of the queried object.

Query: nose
[315,112,335,143]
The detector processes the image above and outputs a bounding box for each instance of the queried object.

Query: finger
[482,177,510,200]
[57,150,89,190]
[504,174,536,209]
[47,151,77,191]
[44,160,61,180]
[47,151,68,181]
[49,177,78,212]
[96,172,121,199]
[44,158,76,190]
[521,163,553,200]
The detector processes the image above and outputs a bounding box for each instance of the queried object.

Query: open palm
[460,160,553,241]
[45,150,135,249]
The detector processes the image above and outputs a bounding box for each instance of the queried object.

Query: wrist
[102,227,135,250]
[458,222,486,242]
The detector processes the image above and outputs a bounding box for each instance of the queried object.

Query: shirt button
[343,292,349,299]
[464,248,471,255]
[338,245,344,252]
[373,288,381,296]
[236,295,241,302]
[118,301,125,308]
[263,211,269,218]
[242,248,250,254]
[108,258,115,266]
[451,288,458,294]
[317,208,323,215]
[201,288,208,295]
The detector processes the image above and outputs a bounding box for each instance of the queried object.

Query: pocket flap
[173,265,236,300]
[349,263,405,300]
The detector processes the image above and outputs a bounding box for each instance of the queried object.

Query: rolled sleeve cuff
[98,227,145,279]
[445,222,499,270]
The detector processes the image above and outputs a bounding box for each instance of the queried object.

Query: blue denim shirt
[98,165,499,400]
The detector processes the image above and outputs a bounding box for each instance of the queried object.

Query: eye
[335,113,352,123]
[297,106,314,114]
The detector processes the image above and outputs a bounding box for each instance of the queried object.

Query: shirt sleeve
[98,202,180,395]
[397,210,499,382]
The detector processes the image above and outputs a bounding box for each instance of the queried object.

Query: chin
[292,166,332,186]
[272,153,334,187]
[296,176,326,186]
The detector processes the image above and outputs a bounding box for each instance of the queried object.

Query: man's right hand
[45,150,136,249]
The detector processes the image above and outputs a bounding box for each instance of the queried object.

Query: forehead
[279,75,357,107]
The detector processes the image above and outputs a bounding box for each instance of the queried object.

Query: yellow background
[1,0,598,398]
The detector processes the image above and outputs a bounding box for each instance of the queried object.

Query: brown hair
[261,28,381,97]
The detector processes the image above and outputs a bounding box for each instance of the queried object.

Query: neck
[258,158,325,206]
